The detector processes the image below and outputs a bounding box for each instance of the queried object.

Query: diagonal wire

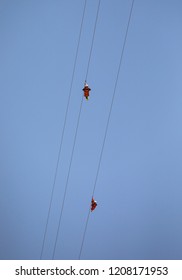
[40,0,88,259]
[52,96,84,259]
[78,0,135,260]
[52,0,102,259]
[85,0,101,81]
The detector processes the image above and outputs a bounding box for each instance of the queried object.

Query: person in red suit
[82,82,91,100]
[91,197,97,212]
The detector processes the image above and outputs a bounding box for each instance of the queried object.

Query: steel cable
[40,0,88,259]
[78,0,135,259]
[52,0,101,259]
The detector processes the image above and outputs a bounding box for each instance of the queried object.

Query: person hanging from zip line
[91,197,97,212]
[82,81,91,100]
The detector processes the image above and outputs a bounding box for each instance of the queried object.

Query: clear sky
[0,0,182,260]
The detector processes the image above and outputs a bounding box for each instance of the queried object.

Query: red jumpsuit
[91,198,97,212]
[83,83,91,100]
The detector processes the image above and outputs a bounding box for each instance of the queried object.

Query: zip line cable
[52,0,101,259]
[85,0,101,81]
[40,0,88,259]
[78,0,135,259]
[52,96,84,259]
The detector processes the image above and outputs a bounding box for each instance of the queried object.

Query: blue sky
[0,0,182,260]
